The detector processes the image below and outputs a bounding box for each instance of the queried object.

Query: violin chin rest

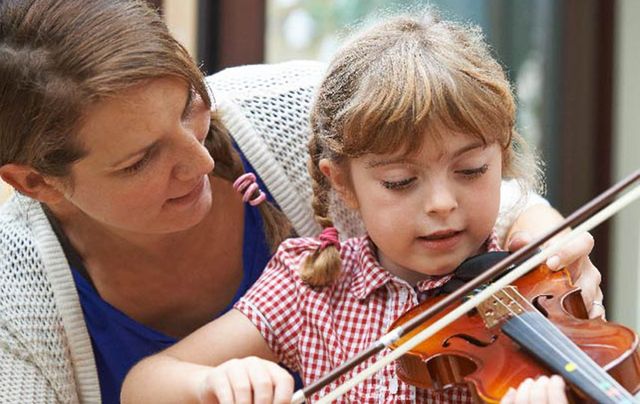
[440,251,511,294]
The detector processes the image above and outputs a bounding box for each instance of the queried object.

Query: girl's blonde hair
[0,0,290,249]
[301,10,541,286]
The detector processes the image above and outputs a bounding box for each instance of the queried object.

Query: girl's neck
[372,236,493,286]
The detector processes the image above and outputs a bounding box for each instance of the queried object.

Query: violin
[291,170,640,404]
[389,260,640,403]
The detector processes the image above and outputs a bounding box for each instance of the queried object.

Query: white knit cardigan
[0,61,546,403]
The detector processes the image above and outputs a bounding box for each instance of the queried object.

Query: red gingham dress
[235,235,501,403]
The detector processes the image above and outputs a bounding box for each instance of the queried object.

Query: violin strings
[499,288,630,399]
[495,289,626,399]
[492,293,618,399]
[492,288,630,401]
[488,294,598,384]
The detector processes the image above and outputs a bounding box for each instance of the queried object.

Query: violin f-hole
[531,294,552,317]
[561,288,589,319]
[442,333,498,348]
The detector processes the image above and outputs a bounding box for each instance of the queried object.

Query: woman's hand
[500,376,567,404]
[198,356,294,404]
[507,230,604,319]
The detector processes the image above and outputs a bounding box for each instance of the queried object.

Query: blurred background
[1,0,638,329]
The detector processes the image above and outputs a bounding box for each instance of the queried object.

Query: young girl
[122,11,572,403]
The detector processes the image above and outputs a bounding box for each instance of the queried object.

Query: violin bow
[291,169,640,404]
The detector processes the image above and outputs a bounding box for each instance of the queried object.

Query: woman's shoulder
[0,194,41,239]
[0,194,61,313]
[0,194,61,256]
[0,194,70,337]
[0,195,84,403]
[205,60,326,99]
[206,62,329,238]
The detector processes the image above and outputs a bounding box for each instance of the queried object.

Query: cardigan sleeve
[0,196,93,404]
[494,179,550,247]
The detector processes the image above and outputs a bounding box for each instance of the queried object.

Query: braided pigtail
[207,112,292,252]
[205,113,244,182]
[299,136,343,286]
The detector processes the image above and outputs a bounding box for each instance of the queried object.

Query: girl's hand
[507,230,604,319]
[500,376,567,404]
[198,357,294,404]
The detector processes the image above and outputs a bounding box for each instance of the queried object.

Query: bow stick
[291,169,640,404]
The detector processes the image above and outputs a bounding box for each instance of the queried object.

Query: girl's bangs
[339,53,514,158]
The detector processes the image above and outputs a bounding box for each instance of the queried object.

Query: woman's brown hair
[0,0,290,249]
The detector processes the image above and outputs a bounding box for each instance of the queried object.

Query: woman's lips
[167,177,206,206]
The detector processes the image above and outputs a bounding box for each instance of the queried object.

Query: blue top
[61,155,282,404]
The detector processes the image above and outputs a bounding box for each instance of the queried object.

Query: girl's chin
[421,266,457,279]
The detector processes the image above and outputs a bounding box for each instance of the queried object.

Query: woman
[0,0,602,403]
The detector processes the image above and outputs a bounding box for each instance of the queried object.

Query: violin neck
[501,308,635,403]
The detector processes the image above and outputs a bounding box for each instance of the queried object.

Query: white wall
[0,180,11,205]
[163,0,198,57]
[610,0,640,329]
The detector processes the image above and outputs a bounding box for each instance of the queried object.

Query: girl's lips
[418,230,463,251]
[423,229,461,240]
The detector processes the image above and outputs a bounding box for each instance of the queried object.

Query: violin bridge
[477,286,530,328]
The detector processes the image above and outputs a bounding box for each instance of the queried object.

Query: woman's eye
[197,126,209,145]
[182,101,195,121]
[457,164,489,179]
[382,177,416,190]
[123,152,152,174]
[182,89,198,121]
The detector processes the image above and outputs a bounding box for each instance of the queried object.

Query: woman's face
[52,77,215,234]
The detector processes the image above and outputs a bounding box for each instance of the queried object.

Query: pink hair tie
[233,173,267,206]
[319,226,341,252]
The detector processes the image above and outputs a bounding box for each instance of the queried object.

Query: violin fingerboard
[502,311,635,404]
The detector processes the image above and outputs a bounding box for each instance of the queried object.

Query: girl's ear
[318,158,359,210]
[0,164,66,204]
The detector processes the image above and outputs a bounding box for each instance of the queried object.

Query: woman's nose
[172,137,215,182]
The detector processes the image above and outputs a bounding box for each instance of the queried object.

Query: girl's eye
[123,152,153,174]
[457,164,489,179]
[382,177,416,190]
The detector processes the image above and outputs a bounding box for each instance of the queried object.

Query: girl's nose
[425,184,458,216]
[172,137,215,182]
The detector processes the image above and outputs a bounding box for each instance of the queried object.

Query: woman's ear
[318,158,358,210]
[0,164,66,204]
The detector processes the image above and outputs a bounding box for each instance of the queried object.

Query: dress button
[389,376,399,394]
[400,288,408,301]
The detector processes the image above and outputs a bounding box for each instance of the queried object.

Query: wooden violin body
[389,264,640,403]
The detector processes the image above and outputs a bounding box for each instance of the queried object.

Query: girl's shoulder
[269,236,370,281]
[274,235,366,257]
[271,236,327,266]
